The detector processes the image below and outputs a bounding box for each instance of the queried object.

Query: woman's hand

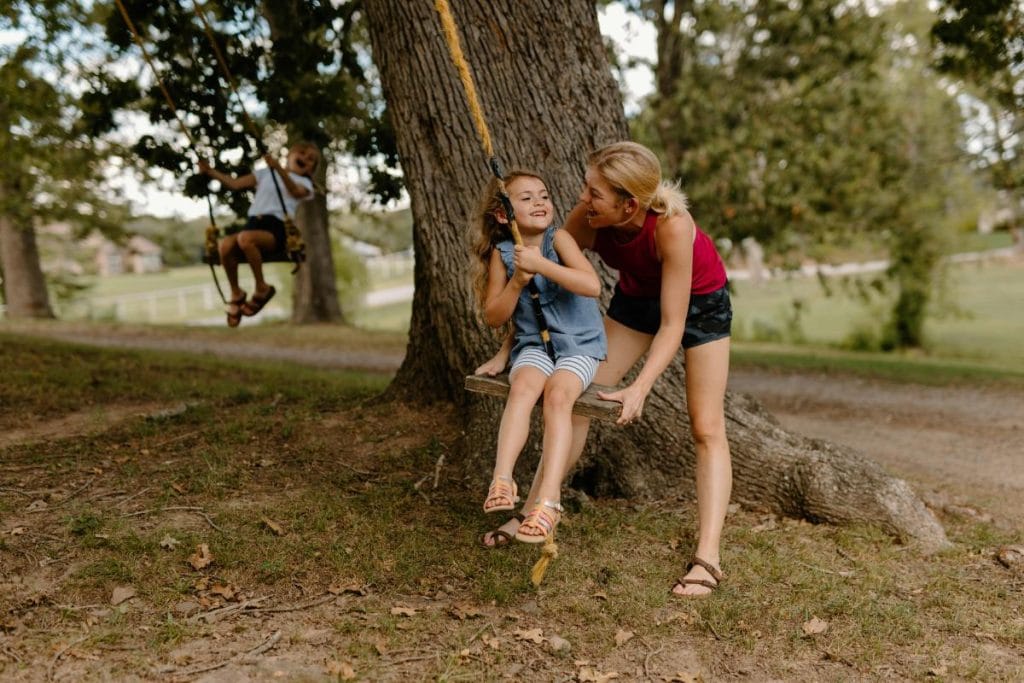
[474,351,508,376]
[597,382,649,426]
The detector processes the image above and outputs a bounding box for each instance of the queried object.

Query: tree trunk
[363,0,947,550]
[291,184,343,324]
[0,215,54,319]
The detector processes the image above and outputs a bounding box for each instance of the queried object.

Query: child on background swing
[471,170,606,545]
[199,142,319,327]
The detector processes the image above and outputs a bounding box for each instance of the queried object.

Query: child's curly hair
[470,170,547,313]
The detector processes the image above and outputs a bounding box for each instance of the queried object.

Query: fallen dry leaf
[514,627,545,644]
[578,666,620,682]
[389,606,417,617]
[449,603,485,620]
[328,582,367,596]
[8,527,26,536]
[670,672,705,683]
[591,590,609,601]
[261,517,286,536]
[188,543,214,571]
[169,482,186,495]
[325,660,356,680]
[614,629,634,647]
[996,545,1024,571]
[193,576,211,591]
[802,616,829,636]
[928,662,949,676]
[159,535,180,550]
[481,634,501,650]
[110,585,136,606]
[209,583,237,601]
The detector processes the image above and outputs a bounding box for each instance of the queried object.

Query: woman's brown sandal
[480,512,525,549]
[672,556,723,595]
[515,500,563,544]
[483,475,519,513]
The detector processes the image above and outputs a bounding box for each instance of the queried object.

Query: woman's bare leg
[673,336,732,596]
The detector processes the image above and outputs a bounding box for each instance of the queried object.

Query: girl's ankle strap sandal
[515,499,563,544]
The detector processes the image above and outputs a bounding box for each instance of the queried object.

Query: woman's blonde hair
[587,141,687,216]
[470,169,547,312]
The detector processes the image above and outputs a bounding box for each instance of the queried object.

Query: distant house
[127,235,163,274]
[82,231,163,276]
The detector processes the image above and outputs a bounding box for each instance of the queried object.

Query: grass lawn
[731,256,1024,373]
[1,331,1021,680]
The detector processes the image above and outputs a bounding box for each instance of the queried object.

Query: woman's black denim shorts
[244,214,286,249]
[607,283,732,349]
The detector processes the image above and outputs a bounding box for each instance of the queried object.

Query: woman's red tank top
[592,210,727,298]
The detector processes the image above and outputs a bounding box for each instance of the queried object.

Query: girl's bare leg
[486,366,546,511]
[236,229,276,295]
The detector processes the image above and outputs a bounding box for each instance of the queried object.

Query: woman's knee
[689,412,727,448]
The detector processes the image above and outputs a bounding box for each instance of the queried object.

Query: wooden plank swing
[464,374,623,423]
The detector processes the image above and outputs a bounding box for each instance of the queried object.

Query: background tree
[0,2,125,318]
[624,0,970,348]
[363,0,946,549]
[103,0,401,323]
[933,0,1024,244]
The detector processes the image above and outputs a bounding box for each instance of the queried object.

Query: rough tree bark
[0,214,55,319]
[291,179,343,324]
[363,0,947,550]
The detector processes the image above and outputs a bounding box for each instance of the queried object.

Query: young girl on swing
[199,142,319,327]
[472,170,606,545]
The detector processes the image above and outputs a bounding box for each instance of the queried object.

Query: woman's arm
[514,230,600,298]
[482,248,530,328]
[198,160,255,191]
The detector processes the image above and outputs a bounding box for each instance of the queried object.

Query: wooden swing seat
[464,373,622,422]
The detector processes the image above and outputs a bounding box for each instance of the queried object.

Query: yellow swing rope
[433,0,522,247]
[433,0,557,587]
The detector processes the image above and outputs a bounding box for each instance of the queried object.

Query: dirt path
[728,369,1024,526]
[7,323,1022,525]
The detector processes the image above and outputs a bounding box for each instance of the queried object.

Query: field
[1,315,1022,680]
[1,249,1022,680]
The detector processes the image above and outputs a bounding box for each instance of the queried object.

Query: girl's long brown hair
[470,170,547,312]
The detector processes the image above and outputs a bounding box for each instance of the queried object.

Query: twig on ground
[172,630,281,678]
[189,597,271,624]
[110,487,151,509]
[47,634,89,681]
[46,477,96,510]
[643,642,665,681]
[432,454,445,489]
[796,560,855,577]
[413,474,432,503]
[338,461,372,476]
[122,505,226,533]
[151,429,202,449]
[0,487,34,498]
[248,593,337,614]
